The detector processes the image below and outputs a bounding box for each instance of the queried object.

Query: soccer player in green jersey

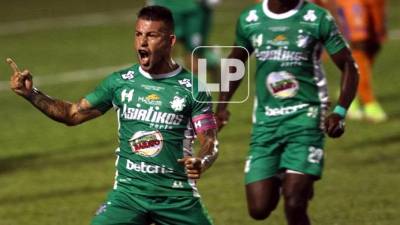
[9,6,218,225]
[216,0,358,225]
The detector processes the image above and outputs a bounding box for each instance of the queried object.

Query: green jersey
[235,0,348,127]
[147,0,200,13]
[85,64,212,197]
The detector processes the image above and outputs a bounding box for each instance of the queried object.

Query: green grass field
[1,1,399,225]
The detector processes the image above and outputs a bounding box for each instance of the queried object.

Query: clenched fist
[324,113,345,138]
[178,157,203,179]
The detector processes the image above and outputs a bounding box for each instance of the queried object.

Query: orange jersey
[335,0,387,43]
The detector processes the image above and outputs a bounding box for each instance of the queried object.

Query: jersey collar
[139,65,182,80]
[262,0,304,20]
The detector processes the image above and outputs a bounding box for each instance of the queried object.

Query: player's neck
[145,58,179,76]
[268,0,301,14]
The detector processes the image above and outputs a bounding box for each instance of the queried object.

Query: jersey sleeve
[235,14,254,53]
[319,12,348,55]
[191,89,213,117]
[191,89,216,133]
[84,74,115,113]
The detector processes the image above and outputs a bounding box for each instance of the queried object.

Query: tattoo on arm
[197,129,219,172]
[27,88,101,125]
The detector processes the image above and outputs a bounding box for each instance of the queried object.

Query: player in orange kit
[331,0,388,122]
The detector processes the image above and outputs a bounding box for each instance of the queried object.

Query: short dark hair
[137,6,174,33]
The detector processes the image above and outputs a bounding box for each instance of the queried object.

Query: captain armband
[192,113,217,134]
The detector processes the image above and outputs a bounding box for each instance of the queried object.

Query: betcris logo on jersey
[125,160,173,174]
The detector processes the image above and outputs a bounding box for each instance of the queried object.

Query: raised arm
[8,58,103,126]
[215,47,250,130]
[325,48,359,138]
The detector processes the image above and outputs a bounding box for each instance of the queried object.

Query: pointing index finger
[6,58,21,73]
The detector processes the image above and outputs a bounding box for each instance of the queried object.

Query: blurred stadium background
[0,1,399,224]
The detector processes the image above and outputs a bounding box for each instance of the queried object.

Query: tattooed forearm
[197,129,219,172]
[26,88,76,125]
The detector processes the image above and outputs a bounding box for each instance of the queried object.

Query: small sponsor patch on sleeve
[192,114,217,134]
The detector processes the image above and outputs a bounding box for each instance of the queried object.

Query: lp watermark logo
[191,46,250,103]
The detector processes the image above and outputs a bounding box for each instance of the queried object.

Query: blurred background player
[147,0,221,74]
[216,0,358,224]
[316,0,388,122]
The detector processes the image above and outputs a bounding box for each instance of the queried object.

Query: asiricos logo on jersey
[129,131,163,157]
[267,71,299,99]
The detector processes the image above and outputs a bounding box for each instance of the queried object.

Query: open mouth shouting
[138,49,151,68]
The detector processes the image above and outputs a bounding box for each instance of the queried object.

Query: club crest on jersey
[121,71,135,80]
[303,10,317,22]
[170,96,186,112]
[266,71,299,99]
[129,131,163,157]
